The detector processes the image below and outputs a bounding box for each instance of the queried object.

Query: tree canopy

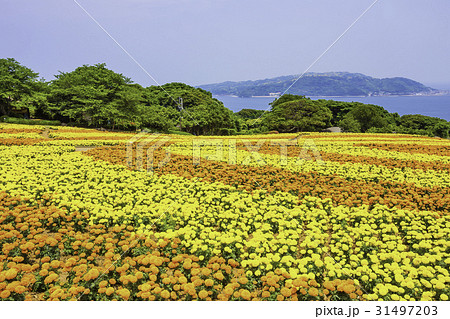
[262,96,332,132]
[1,59,449,137]
[0,58,42,117]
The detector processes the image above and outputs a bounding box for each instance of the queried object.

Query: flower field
[0,123,449,301]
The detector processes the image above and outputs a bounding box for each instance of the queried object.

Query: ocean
[214,95,450,121]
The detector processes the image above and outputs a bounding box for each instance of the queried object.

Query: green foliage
[398,114,450,138]
[235,109,265,119]
[47,63,137,128]
[343,104,389,132]
[1,117,61,126]
[0,58,42,117]
[338,116,361,133]
[2,59,448,137]
[263,96,332,132]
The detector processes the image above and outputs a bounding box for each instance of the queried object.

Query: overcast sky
[2,0,449,88]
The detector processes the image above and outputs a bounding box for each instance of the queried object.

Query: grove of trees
[1,58,449,137]
[0,59,237,135]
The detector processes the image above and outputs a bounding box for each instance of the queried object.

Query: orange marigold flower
[118,288,131,300]
[41,256,51,263]
[262,291,271,298]
[140,284,151,292]
[50,260,60,268]
[280,287,291,298]
[241,289,251,301]
[205,279,214,287]
[5,268,18,280]
[343,284,355,294]
[14,285,27,294]
[239,277,248,285]
[214,271,225,281]
[0,290,11,299]
[201,268,211,277]
[198,290,209,299]
[193,279,203,287]
[161,290,170,299]
[105,287,114,296]
[276,295,284,301]
[308,287,319,297]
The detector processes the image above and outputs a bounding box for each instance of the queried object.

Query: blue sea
[214,95,450,121]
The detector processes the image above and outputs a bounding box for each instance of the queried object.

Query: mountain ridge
[198,72,443,98]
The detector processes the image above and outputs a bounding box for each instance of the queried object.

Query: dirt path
[41,127,50,138]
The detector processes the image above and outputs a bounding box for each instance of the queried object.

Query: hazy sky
[2,0,449,88]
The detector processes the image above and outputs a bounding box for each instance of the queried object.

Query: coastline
[213,92,450,99]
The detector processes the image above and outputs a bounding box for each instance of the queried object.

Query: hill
[199,72,440,98]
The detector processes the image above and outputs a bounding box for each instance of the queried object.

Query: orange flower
[44,273,58,284]
[280,287,291,298]
[308,287,319,297]
[262,291,271,298]
[161,290,170,299]
[198,290,208,299]
[205,279,214,287]
[50,260,61,268]
[239,277,248,285]
[343,284,355,294]
[0,290,11,299]
[5,268,18,280]
[118,288,131,300]
[214,271,225,281]
[201,268,211,277]
[240,290,251,301]
[14,285,27,294]
[105,287,115,296]
[193,279,203,287]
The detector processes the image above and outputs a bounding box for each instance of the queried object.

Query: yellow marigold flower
[378,287,388,296]
[441,294,448,301]
[205,279,214,287]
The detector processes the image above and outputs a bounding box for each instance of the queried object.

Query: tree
[235,109,265,119]
[0,58,41,117]
[138,104,178,133]
[47,63,136,127]
[344,104,389,132]
[144,83,237,135]
[263,96,332,132]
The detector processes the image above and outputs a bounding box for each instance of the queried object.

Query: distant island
[198,72,445,98]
